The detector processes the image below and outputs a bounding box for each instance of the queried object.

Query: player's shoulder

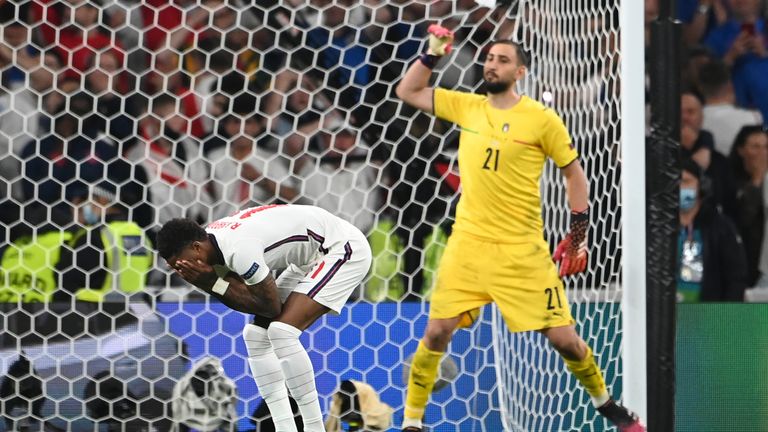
[520,96,561,117]
[437,87,486,104]
[522,98,568,131]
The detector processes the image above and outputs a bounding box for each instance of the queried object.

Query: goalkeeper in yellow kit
[395,26,645,432]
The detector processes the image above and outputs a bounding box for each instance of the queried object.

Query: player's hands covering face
[175,259,218,288]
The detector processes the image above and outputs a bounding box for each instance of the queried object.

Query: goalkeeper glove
[420,24,454,68]
[427,24,454,56]
[553,209,589,277]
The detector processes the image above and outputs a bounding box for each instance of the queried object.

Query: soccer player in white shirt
[156,204,372,432]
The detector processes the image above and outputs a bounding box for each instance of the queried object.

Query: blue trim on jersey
[307,242,353,299]
[264,235,309,253]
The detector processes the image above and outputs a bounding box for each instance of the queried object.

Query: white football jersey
[205,204,360,285]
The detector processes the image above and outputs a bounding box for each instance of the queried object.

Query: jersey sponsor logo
[241,262,260,279]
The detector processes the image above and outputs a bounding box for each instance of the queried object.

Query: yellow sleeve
[433,88,472,126]
[540,109,578,168]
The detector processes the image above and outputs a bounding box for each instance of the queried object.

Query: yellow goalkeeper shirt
[434,88,578,242]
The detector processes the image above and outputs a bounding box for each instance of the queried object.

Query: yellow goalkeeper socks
[404,340,443,421]
[563,345,610,407]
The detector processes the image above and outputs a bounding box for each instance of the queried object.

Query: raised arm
[395,25,454,113]
[395,57,435,113]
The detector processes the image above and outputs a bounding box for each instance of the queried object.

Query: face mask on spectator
[679,188,698,211]
[82,203,100,225]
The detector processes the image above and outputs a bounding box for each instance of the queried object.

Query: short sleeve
[540,109,578,168]
[434,88,470,125]
[228,240,270,285]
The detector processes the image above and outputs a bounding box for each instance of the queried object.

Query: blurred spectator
[83,49,138,145]
[195,48,238,134]
[0,2,56,201]
[677,158,747,302]
[199,71,249,155]
[21,109,116,210]
[272,73,324,138]
[699,59,763,154]
[139,94,210,185]
[55,182,152,303]
[40,75,79,129]
[304,2,373,109]
[681,45,714,96]
[271,72,345,174]
[678,0,728,46]
[645,0,659,47]
[144,49,207,138]
[33,0,125,81]
[300,120,383,234]
[704,0,768,119]
[141,0,187,53]
[182,1,259,74]
[728,125,768,286]
[681,91,737,214]
[128,139,210,228]
[0,2,53,92]
[208,111,298,220]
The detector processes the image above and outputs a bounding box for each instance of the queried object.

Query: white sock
[402,417,423,429]
[268,321,325,432]
[243,324,298,432]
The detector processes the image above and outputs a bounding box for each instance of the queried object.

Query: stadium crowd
[647,0,768,300]
[0,0,517,303]
[0,0,765,430]
[0,0,766,306]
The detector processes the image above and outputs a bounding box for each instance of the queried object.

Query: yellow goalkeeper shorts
[429,231,575,333]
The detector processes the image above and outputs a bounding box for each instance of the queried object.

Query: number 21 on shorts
[545,286,562,310]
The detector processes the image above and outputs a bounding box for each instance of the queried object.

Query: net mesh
[495,1,623,431]
[0,0,625,430]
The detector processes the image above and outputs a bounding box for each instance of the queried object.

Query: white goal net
[493,0,625,431]
[0,0,629,431]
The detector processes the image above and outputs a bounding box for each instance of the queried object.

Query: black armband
[419,53,439,69]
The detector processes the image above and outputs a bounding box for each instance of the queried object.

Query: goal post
[620,0,648,422]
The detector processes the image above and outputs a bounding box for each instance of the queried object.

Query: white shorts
[275,229,371,313]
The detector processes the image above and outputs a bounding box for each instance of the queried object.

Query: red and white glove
[427,24,454,56]
[553,209,589,277]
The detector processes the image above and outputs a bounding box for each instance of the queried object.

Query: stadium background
[0,0,764,430]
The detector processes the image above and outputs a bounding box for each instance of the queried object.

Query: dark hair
[698,60,730,99]
[681,88,705,105]
[729,125,768,182]
[489,40,530,67]
[156,218,207,260]
[682,157,715,199]
[681,157,703,180]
